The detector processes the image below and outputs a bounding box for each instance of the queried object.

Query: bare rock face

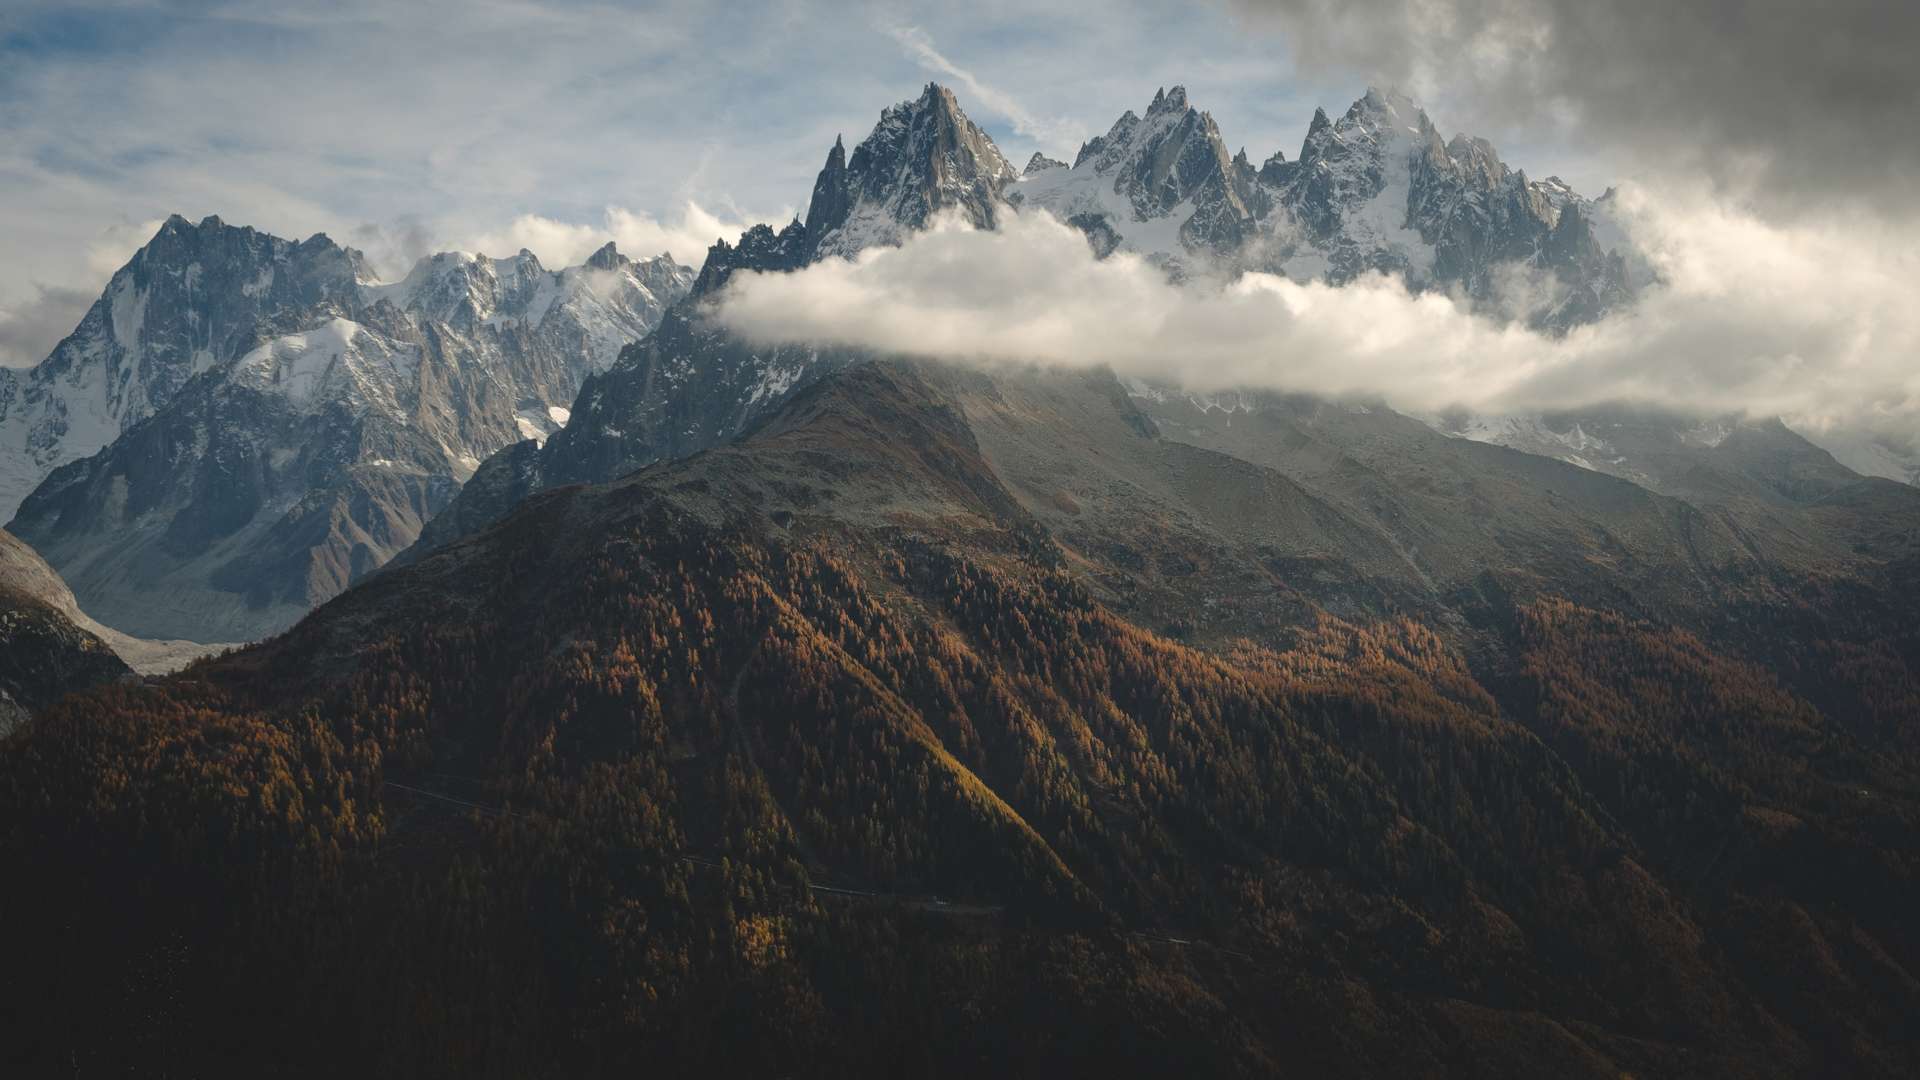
[5,215,693,643]
[1019,85,1260,271]
[1016,85,1634,329]
[1022,151,1067,176]
[409,81,1660,567]
[805,83,1020,260]
[690,221,812,298]
[0,216,364,519]
[1254,87,1633,329]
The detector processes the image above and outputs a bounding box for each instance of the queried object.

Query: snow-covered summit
[1015,85,1260,266]
[804,83,1020,260]
[1003,84,1635,325]
[2,215,694,642]
[0,217,693,521]
[0,214,362,518]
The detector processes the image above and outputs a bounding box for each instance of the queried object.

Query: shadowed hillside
[3,362,1916,1077]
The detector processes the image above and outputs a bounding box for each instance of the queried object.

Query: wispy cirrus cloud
[885,24,1083,154]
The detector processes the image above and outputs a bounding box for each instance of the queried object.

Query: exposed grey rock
[1068,212,1122,259]
[1020,86,1260,270]
[691,221,812,298]
[5,217,693,642]
[403,80,1696,573]
[405,82,1032,561]
[1251,87,1633,330]
[1023,152,1067,176]
[1016,85,1636,331]
[806,83,1020,259]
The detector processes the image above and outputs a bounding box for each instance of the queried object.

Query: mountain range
[399,83,1652,568]
[3,80,1918,1076]
[8,81,1902,647]
[1,217,691,641]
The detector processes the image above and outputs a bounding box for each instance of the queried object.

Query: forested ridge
[3,364,1917,1077]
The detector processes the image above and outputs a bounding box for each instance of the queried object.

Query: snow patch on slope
[1445,413,1619,472]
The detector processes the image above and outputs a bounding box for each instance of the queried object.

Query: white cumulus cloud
[711,193,1920,447]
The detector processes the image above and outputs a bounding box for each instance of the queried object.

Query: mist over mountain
[705,86,1918,486]
[3,15,1918,1077]
[401,81,1644,564]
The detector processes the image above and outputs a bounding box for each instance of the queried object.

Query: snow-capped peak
[0,213,365,518]
[1340,86,1435,139]
[0,214,694,523]
[1016,84,1257,264]
[804,82,1019,260]
[1024,151,1067,176]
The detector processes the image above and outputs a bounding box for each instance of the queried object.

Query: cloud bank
[712,200,1920,441]
[1224,0,1920,215]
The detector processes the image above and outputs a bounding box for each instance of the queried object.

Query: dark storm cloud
[1226,0,1920,214]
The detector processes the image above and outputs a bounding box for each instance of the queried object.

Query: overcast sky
[0,0,1629,368]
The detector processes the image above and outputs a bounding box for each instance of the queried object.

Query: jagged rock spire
[800,82,1017,260]
[1024,151,1067,176]
[803,132,852,238]
[1147,85,1189,115]
[586,241,624,271]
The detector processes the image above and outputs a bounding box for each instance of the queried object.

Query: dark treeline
[2,506,1916,1077]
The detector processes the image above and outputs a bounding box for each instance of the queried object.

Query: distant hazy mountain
[3,216,691,642]
[0,217,364,519]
